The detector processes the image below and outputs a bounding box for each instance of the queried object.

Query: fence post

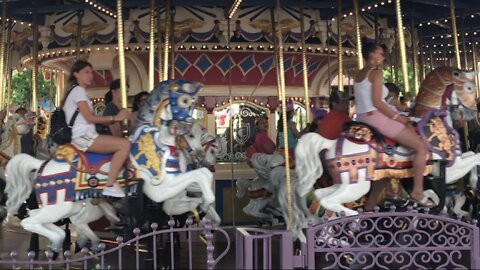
[279,231,294,269]
[472,220,480,269]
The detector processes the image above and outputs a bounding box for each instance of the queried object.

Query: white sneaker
[102,183,126,198]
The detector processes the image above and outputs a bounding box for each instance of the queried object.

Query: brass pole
[32,2,38,112]
[170,8,175,79]
[395,0,410,93]
[5,21,11,109]
[299,0,310,123]
[48,71,53,113]
[156,4,163,84]
[326,21,332,94]
[76,11,83,61]
[444,46,448,66]
[450,0,461,69]
[418,37,424,80]
[461,18,468,70]
[116,0,127,109]
[148,0,155,90]
[353,0,363,69]
[271,9,282,99]
[337,0,343,92]
[429,46,434,70]
[226,17,236,227]
[0,0,7,110]
[163,0,170,81]
[472,42,479,97]
[274,0,292,230]
[394,28,399,85]
[411,17,418,95]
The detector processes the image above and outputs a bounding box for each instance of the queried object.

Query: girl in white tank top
[354,41,434,209]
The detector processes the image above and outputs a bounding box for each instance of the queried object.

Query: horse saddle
[54,144,115,175]
[34,144,140,203]
[341,121,399,156]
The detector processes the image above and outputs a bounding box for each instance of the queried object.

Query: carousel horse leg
[20,203,74,253]
[445,152,480,185]
[319,180,371,217]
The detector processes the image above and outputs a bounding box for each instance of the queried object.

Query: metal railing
[0,217,231,270]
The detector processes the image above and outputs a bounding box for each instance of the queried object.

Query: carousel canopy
[2,0,479,46]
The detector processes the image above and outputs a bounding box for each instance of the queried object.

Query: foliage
[383,64,416,96]
[10,71,55,109]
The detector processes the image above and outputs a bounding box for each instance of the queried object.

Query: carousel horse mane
[413,66,477,119]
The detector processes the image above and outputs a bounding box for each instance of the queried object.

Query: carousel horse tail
[295,133,335,197]
[4,154,43,218]
[98,201,121,223]
[271,166,307,243]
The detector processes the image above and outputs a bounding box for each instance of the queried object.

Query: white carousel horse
[67,122,214,251]
[236,153,285,222]
[0,113,32,176]
[4,80,218,253]
[295,67,479,221]
[163,123,226,226]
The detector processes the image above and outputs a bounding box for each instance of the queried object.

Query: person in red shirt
[317,90,352,140]
[245,117,276,166]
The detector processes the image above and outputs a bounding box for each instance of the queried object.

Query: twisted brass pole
[116,0,127,109]
[299,0,309,123]
[156,4,163,84]
[395,0,409,94]
[450,0,461,69]
[163,0,170,80]
[337,0,343,92]
[148,0,155,90]
[0,0,7,110]
[275,0,292,230]
[353,0,363,69]
[32,2,38,112]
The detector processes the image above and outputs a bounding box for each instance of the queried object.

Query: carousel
[0,0,479,269]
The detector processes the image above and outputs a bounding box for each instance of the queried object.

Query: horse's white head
[182,122,206,160]
[2,113,31,138]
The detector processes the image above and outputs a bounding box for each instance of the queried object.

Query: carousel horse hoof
[410,196,437,208]
[74,242,83,253]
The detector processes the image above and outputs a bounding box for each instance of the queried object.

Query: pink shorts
[357,110,405,138]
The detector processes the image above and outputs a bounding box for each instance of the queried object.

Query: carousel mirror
[214,101,268,163]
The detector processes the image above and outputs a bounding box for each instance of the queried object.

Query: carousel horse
[163,123,226,226]
[0,113,32,176]
[295,67,479,222]
[236,153,285,223]
[68,122,216,251]
[4,80,218,253]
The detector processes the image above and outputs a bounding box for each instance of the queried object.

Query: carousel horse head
[178,122,226,171]
[0,113,31,151]
[137,79,203,135]
[413,66,477,122]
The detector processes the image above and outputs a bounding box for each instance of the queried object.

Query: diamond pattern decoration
[283,57,293,72]
[216,55,234,77]
[175,54,191,76]
[237,55,256,76]
[258,56,274,76]
[193,54,214,76]
[308,59,321,75]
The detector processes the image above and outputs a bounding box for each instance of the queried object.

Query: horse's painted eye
[463,82,474,92]
[453,71,460,77]
[177,94,193,109]
[189,134,194,138]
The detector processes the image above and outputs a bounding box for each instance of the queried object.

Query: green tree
[383,64,416,96]
[9,71,55,110]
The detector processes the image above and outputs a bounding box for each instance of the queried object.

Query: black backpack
[49,84,80,145]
